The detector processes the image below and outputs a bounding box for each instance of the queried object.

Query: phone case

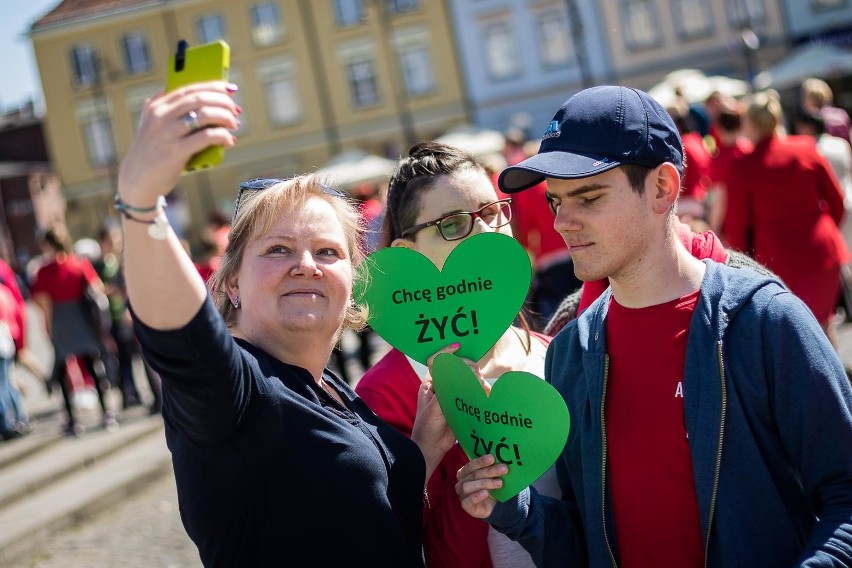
[166,40,231,172]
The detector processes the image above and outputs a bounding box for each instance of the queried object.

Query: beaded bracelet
[114,195,170,240]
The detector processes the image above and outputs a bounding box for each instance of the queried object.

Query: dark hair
[622,164,654,194]
[385,141,485,243]
[386,141,538,351]
[794,110,826,136]
[43,228,71,253]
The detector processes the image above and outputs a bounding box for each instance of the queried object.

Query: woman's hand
[117,81,240,207]
[455,454,508,519]
[411,343,488,484]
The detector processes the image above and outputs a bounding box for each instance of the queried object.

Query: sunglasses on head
[233,178,346,223]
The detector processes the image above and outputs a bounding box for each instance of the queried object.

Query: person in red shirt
[0,278,28,439]
[30,228,117,436]
[667,99,712,224]
[357,142,558,568]
[725,90,849,340]
[455,85,852,567]
[704,97,753,237]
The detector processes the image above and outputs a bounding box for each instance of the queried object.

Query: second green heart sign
[353,233,532,365]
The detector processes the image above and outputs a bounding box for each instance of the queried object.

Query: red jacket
[725,135,849,286]
[680,132,712,202]
[357,335,551,568]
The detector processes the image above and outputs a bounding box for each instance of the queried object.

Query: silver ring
[182,110,201,133]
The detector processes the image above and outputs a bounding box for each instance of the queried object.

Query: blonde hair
[208,174,368,332]
[745,90,784,140]
[802,78,833,108]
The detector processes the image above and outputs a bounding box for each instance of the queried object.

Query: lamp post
[370,0,417,149]
[565,0,593,88]
[732,0,760,83]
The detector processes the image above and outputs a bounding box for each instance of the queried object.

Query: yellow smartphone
[166,39,231,172]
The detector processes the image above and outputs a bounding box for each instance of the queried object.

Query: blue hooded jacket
[489,260,852,567]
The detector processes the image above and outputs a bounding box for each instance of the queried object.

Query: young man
[455,86,852,567]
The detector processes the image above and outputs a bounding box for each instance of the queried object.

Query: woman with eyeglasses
[115,82,449,567]
[356,142,560,568]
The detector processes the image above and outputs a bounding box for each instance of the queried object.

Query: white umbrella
[648,69,751,108]
[314,150,395,190]
[436,125,505,157]
[754,44,852,91]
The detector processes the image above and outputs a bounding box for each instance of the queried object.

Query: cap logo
[542,120,561,140]
[592,158,610,167]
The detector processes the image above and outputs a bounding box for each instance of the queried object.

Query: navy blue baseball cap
[498,86,684,193]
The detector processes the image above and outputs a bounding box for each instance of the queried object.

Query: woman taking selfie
[117,81,448,567]
[356,142,559,568]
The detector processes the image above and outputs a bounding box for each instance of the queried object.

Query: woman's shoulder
[356,348,419,395]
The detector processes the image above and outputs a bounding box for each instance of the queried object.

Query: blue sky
[1,0,64,113]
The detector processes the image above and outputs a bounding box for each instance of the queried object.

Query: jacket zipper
[601,354,618,568]
[704,340,728,568]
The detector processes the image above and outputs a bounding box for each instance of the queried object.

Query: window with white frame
[257,57,303,126]
[69,44,100,87]
[386,0,418,14]
[197,13,226,43]
[481,19,521,80]
[392,27,435,96]
[250,2,284,46]
[77,97,116,168]
[535,7,573,68]
[621,0,661,50]
[121,32,151,75]
[810,0,846,11]
[126,85,159,133]
[338,43,380,107]
[672,0,714,39]
[725,0,766,27]
[333,0,364,27]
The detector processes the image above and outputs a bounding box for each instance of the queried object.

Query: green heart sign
[354,233,531,365]
[431,353,570,502]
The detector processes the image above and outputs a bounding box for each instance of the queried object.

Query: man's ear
[649,162,681,214]
[390,238,416,249]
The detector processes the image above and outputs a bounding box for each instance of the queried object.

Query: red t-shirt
[605,290,703,568]
[30,255,99,303]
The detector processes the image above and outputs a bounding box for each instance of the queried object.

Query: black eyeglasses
[401,199,513,242]
[233,178,346,223]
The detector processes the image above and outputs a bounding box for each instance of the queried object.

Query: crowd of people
[0,71,851,568]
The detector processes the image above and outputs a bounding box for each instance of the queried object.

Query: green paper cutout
[354,233,531,365]
[431,353,570,502]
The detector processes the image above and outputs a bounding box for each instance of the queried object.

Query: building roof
[31,0,159,32]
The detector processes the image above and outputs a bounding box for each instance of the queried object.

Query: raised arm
[117,82,239,330]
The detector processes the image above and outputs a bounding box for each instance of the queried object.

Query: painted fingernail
[226,83,239,93]
[235,105,243,115]
[450,342,460,349]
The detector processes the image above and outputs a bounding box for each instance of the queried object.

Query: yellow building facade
[30,0,467,240]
